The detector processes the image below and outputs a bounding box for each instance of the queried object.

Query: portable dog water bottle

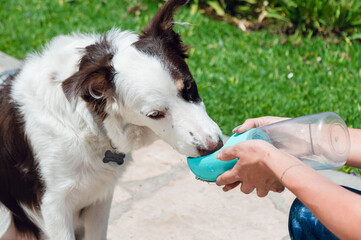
[187,112,350,182]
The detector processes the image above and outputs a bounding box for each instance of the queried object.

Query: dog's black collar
[103,150,125,165]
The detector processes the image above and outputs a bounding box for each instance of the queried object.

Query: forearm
[266,151,361,239]
[346,128,361,168]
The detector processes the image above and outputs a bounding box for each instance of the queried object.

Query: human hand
[216,140,285,197]
[233,116,289,134]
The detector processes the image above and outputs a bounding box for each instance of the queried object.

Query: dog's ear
[136,0,190,58]
[140,0,188,37]
[62,37,115,106]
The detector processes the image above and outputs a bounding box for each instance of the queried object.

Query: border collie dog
[0,0,223,239]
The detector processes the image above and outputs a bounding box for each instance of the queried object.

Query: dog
[0,0,223,239]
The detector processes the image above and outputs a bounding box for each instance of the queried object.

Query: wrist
[280,163,305,185]
[263,148,305,182]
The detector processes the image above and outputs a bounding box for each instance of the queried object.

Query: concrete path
[0,52,22,71]
[1,51,361,239]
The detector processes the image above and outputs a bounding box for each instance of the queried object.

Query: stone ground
[1,51,361,239]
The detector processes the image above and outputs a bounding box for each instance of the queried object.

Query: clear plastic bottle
[187,112,350,182]
[253,112,350,170]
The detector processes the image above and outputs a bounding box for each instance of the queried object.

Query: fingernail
[216,152,222,159]
[216,181,221,186]
[232,125,241,133]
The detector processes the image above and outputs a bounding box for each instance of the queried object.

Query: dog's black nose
[197,138,223,156]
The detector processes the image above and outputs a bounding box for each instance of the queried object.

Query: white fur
[0,205,11,237]
[7,28,222,239]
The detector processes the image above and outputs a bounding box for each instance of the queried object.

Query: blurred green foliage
[187,0,361,39]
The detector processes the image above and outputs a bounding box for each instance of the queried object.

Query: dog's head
[62,0,223,157]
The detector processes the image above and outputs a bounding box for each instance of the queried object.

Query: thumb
[216,145,240,162]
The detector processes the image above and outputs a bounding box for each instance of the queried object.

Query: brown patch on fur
[133,0,202,103]
[175,79,184,91]
[62,36,115,121]
[0,73,44,238]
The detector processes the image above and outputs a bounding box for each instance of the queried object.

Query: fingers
[256,188,269,198]
[219,179,283,197]
[256,183,284,197]
[216,169,240,186]
[222,181,241,192]
[217,140,270,162]
[232,118,260,134]
[216,144,242,162]
[232,116,290,134]
[222,181,269,197]
[275,186,285,193]
[270,183,285,193]
[240,183,255,194]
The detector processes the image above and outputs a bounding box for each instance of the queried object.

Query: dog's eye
[146,111,165,119]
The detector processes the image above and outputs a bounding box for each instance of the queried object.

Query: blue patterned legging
[288,186,361,240]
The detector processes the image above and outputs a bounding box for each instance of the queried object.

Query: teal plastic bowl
[187,128,270,182]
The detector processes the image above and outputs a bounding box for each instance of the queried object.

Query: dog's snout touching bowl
[197,138,223,156]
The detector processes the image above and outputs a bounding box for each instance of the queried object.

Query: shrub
[186,0,361,39]
[267,0,361,37]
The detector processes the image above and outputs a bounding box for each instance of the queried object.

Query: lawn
[1,0,361,135]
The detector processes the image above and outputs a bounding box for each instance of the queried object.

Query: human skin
[216,117,361,240]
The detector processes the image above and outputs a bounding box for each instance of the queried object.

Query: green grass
[1,0,361,134]
[185,25,361,133]
[0,0,159,58]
